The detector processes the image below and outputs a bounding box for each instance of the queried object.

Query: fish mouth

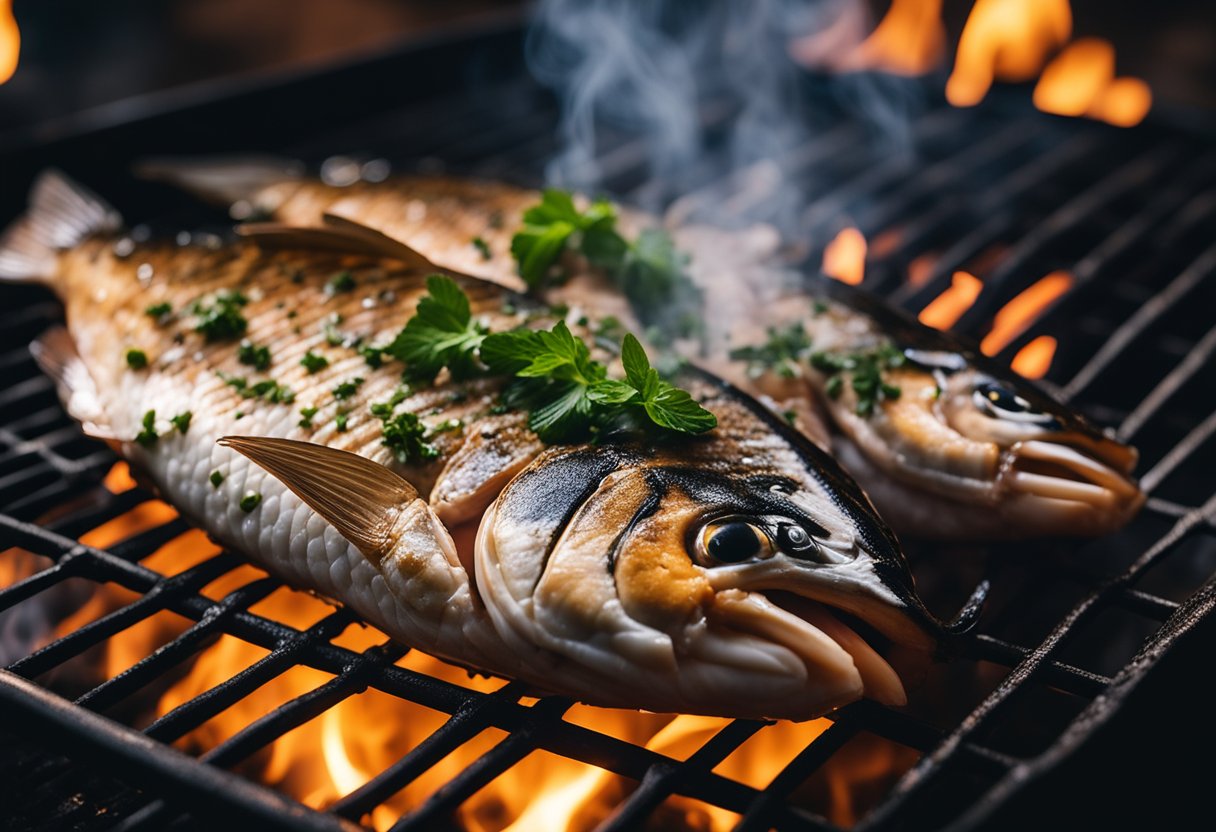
[1003,438,1143,520]
[705,576,932,709]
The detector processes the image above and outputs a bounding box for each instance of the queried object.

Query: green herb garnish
[359,345,385,369]
[510,190,701,339]
[333,377,364,400]
[729,322,814,379]
[170,411,192,434]
[326,271,356,295]
[238,339,271,371]
[145,302,172,322]
[300,350,329,374]
[810,343,905,417]
[135,410,158,447]
[209,470,224,488]
[191,290,249,342]
[385,274,487,383]
[298,406,318,428]
[377,410,439,464]
[219,373,294,404]
[335,411,349,432]
[471,237,492,260]
[239,491,262,513]
[126,349,148,370]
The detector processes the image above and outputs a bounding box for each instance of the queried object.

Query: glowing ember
[1033,38,1114,117]
[0,0,17,85]
[980,271,1073,356]
[854,0,945,75]
[1011,334,1058,378]
[823,227,867,285]
[946,0,1072,107]
[918,271,983,330]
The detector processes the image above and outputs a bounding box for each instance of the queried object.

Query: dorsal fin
[237,218,439,272]
[218,436,416,562]
[134,155,304,205]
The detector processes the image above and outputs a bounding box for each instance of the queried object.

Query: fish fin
[133,155,304,205]
[0,170,121,285]
[31,327,117,440]
[217,435,419,561]
[237,220,440,272]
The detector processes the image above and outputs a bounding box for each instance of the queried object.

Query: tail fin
[134,155,304,206]
[0,170,121,284]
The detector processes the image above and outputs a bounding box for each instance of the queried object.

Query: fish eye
[695,517,774,566]
[973,381,1057,425]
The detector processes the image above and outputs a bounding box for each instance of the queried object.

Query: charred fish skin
[3,170,956,720]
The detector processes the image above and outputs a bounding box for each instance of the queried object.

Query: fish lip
[1002,438,1143,512]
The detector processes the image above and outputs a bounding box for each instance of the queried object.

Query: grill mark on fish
[606,489,663,576]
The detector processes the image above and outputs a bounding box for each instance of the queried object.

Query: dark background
[1,0,1213,141]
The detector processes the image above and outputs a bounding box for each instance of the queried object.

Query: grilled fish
[145,157,1143,540]
[0,171,974,721]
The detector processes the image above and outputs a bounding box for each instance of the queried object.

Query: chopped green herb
[239,491,262,513]
[219,372,294,404]
[380,411,440,464]
[729,322,814,379]
[812,300,829,316]
[169,411,192,434]
[385,274,487,383]
[471,237,492,260]
[125,348,148,370]
[358,345,384,369]
[135,410,158,447]
[300,350,329,374]
[810,343,906,417]
[234,411,244,420]
[326,271,356,296]
[287,309,298,319]
[238,339,271,371]
[335,411,349,432]
[298,406,319,428]
[370,386,410,419]
[209,470,224,488]
[145,302,172,322]
[427,418,464,436]
[332,377,364,400]
[783,409,798,425]
[191,290,249,342]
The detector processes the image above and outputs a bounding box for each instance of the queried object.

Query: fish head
[475,380,958,720]
[879,348,1144,535]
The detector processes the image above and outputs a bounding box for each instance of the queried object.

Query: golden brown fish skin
[59,236,536,498]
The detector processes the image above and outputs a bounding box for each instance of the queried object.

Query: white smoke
[526,0,925,234]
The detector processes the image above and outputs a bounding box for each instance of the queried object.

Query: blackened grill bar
[1,18,1215,832]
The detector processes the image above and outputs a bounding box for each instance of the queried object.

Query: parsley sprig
[510,190,701,340]
[385,274,488,383]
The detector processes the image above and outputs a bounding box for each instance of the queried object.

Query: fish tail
[134,155,303,206]
[0,170,121,285]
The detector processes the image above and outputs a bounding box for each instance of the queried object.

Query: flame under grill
[2,18,1216,832]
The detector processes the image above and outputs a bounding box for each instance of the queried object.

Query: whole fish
[144,158,1143,540]
[0,171,975,721]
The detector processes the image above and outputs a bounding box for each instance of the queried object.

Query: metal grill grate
[2,22,1216,832]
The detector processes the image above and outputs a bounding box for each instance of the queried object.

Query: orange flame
[1011,334,1057,378]
[0,0,18,85]
[1034,39,1151,126]
[918,271,983,330]
[946,0,1072,107]
[854,0,946,75]
[980,271,1072,356]
[823,227,867,285]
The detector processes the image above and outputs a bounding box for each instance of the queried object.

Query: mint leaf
[386,274,486,382]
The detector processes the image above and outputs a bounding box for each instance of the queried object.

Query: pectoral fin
[217,435,418,563]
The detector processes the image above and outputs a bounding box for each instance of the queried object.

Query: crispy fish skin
[0,172,961,721]
[151,159,1142,541]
